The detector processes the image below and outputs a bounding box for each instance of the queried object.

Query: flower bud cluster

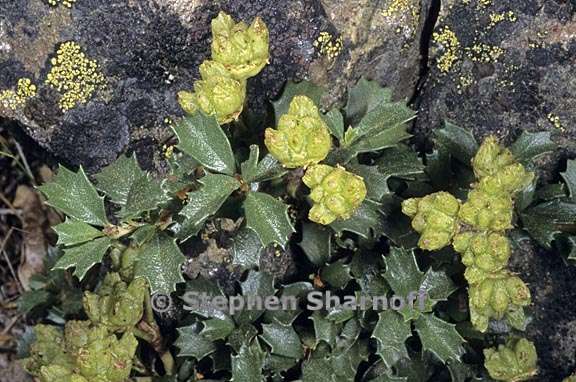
[178,12,269,124]
[484,338,538,381]
[23,274,145,382]
[302,164,366,225]
[402,136,534,332]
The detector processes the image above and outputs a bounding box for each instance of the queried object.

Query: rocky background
[1,0,575,381]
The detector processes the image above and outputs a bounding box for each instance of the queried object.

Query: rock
[415,0,576,178]
[0,0,429,173]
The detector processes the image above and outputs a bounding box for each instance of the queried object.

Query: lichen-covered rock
[469,271,531,332]
[453,231,511,276]
[401,191,461,250]
[82,273,146,333]
[484,338,538,382]
[178,60,246,124]
[415,0,576,179]
[265,95,331,168]
[211,12,269,81]
[302,164,366,225]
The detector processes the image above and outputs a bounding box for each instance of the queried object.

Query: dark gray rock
[0,0,428,172]
[415,0,576,179]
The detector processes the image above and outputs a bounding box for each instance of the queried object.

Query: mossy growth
[45,42,106,111]
[0,78,37,110]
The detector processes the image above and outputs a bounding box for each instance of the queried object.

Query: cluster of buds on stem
[402,136,534,333]
[483,338,538,381]
[23,273,146,382]
[178,12,269,124]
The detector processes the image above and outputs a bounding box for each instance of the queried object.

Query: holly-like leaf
[330,200,385,239]
[134,232,185,294]
[251,154,288,183]
[561,159,576,203]
[172,112,236,175]
[232,228,263,269]
[413,314,465,363]
[240,145,260,183]
[310,311,338,348]
[236,270,275,325]
[175,324,217,360]
[54,236,112,280]
[38,165,108,226]
[244,191,295,248]
[383,247,456,319]
[53,218,104,247]
[372,310,411,368]
[273,80,324,122]
[521,199,576,249]
[260,320,304,359]
[321,259,352,289]
[510,131,556,165]
[179,174,241,241]
[94,154,143,205]
[434,121,479,164]
[376,146,425,184]
[120,174,168,218]
[345,78,392,126]
[323,108,345,142]
[232,341,266,382]
[201,316,235,341]
[299,223,332,266]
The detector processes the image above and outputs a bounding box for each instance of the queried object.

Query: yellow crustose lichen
[313,32,343,60]
[0,78,37,110]
[465,43,504,63]
[45,42,105,111]
[433,26,460,73]
[45,0,76,8]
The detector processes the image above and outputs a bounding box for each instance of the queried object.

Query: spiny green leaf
[299,223,332,266]
[260,320,304,359]
[252,154,287,182]
[264,282,312,325]
[321,259,352,289]
[232,228,263,269]
[232,341,266,382]
[54,236,112,280]
[94,154,143,205]
[376,146,425,183]
[236,270,275,325]
[38,165,108,226]
[244,191,295,248]
[413,314,465,363]
[273,80,324,122]
[330,200,385,239]
[323,108,345,142]
[18,290,52,314]
[130,225,157,247]
[120,174,169,219]
[240,145,260,183]
[345,78,392,126]
[175,325,217,360]
[346,121,413,156]
[348,163,390,201]
[134,233,185,295]
[434,121,479,164]
[561,159,576,203]
[302,356,335,382]
[179,174,241,241]
[510,131,556,165]
[53,218,104,247]
[346,100,414,145]
[310,311,338,348]
[173,112,236,175]
[201,316,235,341]
[372,310,411,368]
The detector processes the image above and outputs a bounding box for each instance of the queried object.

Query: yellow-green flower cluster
[402,136,534,332]
[302,164,366,225]
[23,273,145,382]
[0,78,37,110]
[45,42,105,111]
[484,338,538,381]
[83,273,146,333]
[45,0,76,8]
[264,96,332,168]
[178,12,269,124]
[401,192,461,250]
